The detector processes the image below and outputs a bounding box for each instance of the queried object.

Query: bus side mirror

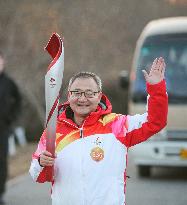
[119,70,129,89]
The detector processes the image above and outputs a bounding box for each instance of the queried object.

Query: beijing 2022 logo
[50,77,56,88]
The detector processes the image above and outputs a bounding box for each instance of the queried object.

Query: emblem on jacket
[90,137,104,162]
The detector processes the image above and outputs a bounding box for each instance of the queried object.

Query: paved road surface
[5,151,187,205]
[126,150,187,205]
[6,174,51,205]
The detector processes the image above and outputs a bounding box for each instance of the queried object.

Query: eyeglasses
[69,90,100,98]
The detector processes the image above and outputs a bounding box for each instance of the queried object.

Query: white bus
[120,17,187,177]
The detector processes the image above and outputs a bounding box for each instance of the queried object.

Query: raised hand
[142,57,166,85]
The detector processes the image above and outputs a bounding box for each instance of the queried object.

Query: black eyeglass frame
[69,90,101,98]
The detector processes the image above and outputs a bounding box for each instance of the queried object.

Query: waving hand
[142,57,166,85]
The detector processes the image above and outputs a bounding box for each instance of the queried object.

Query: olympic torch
[44,33,64,181]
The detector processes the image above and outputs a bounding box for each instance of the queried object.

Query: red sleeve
[29,130,54,183]
[124,80,168,147]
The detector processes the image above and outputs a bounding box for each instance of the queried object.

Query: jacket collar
[58,94,112,127]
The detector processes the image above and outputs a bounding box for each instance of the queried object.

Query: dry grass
[8,143,37,179]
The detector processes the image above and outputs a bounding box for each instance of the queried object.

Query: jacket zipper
[80,127,83,138]
[63,119,86,204]
[79,119,86,138]
[79,121,86,205]
[63,120,85,138]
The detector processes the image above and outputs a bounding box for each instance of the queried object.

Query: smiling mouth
[77,104,89,107]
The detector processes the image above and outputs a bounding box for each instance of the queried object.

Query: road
[6,174,51,205]
[126,151,187,205]
[5,151,187,205]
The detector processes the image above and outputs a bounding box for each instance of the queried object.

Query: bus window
[131,34,187,104]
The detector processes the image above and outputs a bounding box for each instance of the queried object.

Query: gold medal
[90,146,104,162]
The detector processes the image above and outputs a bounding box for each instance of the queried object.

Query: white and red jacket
[29,80,168,205]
